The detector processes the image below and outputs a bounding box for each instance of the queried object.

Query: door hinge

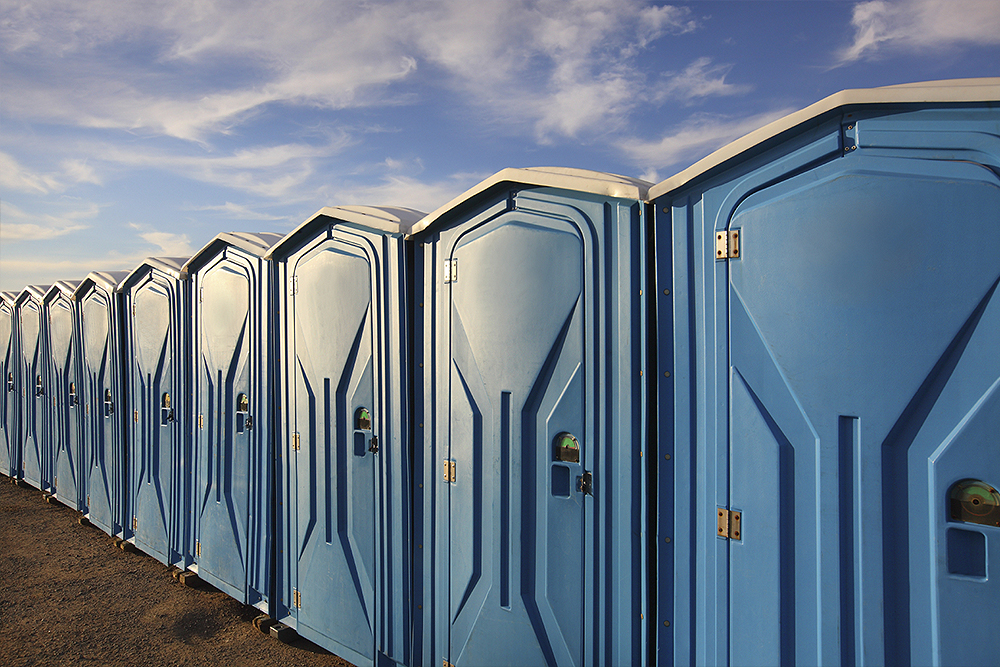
[198,414,204,429]
[293,588,302,609]
[443,459,456,483]
[717,508,742,540]
[443,258,458,284]
[292,432,300,451]
[715,229,741,260]
[199,287,204,302]
[134,410,139,423]
[132,516,138,530]
[132,302,136,316]
[289,276,298,296]
[196,541,202,557]
[87,494,90,506]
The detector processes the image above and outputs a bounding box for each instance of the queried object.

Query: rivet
[419,423,423,428]
[418,483,423,488]
[664,454,671,460]
[639,451,643,457]
[664,371,671,378]
[664,620,671,627]
[418,544,422,548]
[419,302,424,308]
[639,289,642,295]
[665,537,671,543]
[419,363,423,368]
[663,289,670,295]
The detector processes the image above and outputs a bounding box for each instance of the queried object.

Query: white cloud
[0,151,63,194]
[1,1,716,144]
[332,172,483,215]
[0,200,99,240]
[654,58,753,103]
[838,0,1000,63]
[619,108,795,174]
[191,202,288,221]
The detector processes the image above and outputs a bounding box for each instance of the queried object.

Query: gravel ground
[0,476,353,667]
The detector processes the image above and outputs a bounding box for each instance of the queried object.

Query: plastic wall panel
[189,246,273,611]
[655,105,1000,667]
[413,187,647,667]
[78,281,127,538]
[18,295,47,490]
[46,292,83,510]
[1,298,18,478]
[121,268,191,567]
[272,222,411,667]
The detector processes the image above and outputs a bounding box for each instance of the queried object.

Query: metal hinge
[198,414,204,429]
[134,410,139,423]
[292,432,300,451]
[196,541,202,557]
[443,258,458,284]
[443,459,456,483]
[132,516,138,530]
[199,287,203,302]
[715,229,741,260]
[293,588,302,609]
[132,302,136,316]
[289,276,298,296]
[87,494,90,506]
[717,508,742,540]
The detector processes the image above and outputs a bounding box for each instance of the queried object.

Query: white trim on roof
[648,77,1000,200]
[409,166,652,237]
[265,205,425,260]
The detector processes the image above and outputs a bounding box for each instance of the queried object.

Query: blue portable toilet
[649,78,1000,667]
[43,280,84,510]
[16,285,51,491]
[73,271,131,538]
[182,232,281,610]
[118,257,191,567]
[408,167,650,667]
[265,206,423,667]
[1,291,20,480]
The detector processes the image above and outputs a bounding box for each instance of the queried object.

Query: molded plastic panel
[0,300,17,478]
[19,299,45,489]
[656,105,1000,667]
[48,295,82,510]
[124,272,189,567]
[80,287,125,537]
[191,248,272,612]
[416,188,647,667]
[273,219,411,667]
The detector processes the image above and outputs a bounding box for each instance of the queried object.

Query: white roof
[72,271,132,299]
[183,231,284,276]
[409,167,652,236]
[45,281,84,302]
[118,257,190,293]
[266,206,426,260]
[648,77,1000,200]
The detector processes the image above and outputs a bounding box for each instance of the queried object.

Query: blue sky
[1,0,998,291]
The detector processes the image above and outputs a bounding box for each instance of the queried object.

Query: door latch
[578,471,593,496]
[368,436,379,454]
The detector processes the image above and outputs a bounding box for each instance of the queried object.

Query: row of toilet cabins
[1,78,999,667]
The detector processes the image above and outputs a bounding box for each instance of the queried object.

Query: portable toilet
[1,291,19,479]
[182,232,281,610]
[74,271,131,538]
[119,257,191,567]
[16,285,51,491]
[43,280,84,510]
[648,78,1000,667]
[407,167,650,667]
[265,206,423,667]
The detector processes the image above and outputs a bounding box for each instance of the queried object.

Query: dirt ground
[0,477,353,667]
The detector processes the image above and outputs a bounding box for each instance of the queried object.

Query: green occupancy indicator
[950,479,1000,527]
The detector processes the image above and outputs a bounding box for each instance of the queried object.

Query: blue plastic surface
[74,271,130,537]
[1,292,19,479]
[184,232,281,611]
[118,257,191,567]
[410,175,648,667]
[44,281,84,510]
[16,286,50,491]
[267,207,420,667]
[653,103,1000,667]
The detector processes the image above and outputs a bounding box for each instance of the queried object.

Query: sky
[1,0,999,291]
